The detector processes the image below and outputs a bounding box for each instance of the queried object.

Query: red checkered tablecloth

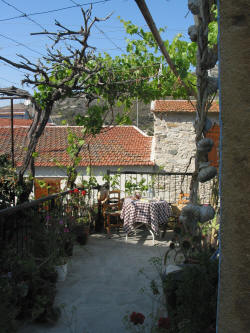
[120,199,172,236]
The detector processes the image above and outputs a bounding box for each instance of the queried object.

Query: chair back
[108,190,121,209]
[177,192,189,209]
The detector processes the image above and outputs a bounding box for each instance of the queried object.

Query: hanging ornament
[207,76,219,95]
[199,161,210,170]
[179,204,200,224]
[199,205,215,223]
[204,118,213,132]
[188,0,200,15]
[197,138,214,153]
[188,25,198,42]
[203,49,218,70]
[198,166,217,183]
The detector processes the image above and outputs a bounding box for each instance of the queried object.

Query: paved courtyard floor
[19,229,172,333]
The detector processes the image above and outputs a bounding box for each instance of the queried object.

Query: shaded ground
[19,229,172,333]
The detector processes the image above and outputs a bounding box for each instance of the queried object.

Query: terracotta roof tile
[151,100,219,113]
[0,126,154,167]
[0,119,33,127]
[0,119,55,127]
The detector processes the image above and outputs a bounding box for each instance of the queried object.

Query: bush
[163,258,218,333]
[0,276,19,333]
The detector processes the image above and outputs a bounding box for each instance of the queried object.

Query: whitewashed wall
[33,165,154,189]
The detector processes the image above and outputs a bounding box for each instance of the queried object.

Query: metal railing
[0,187,99,257]
[107,170,217,205]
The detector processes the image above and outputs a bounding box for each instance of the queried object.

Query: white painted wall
[32,164,154,193]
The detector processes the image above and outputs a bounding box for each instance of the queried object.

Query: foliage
[75,105,106,134]
[125,177,149,195]
[164,213,217,265]
[0,274,19,333]
[163,258,218,333]
[89,20,197,110]
[124,310,173,332]
[0,154,21,209]
[102,170,121,190]
[0,249,60,327]
[208,5,218,48]
[12,256,60,324]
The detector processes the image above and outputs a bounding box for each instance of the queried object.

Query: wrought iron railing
[0,187,99,257]
[107,170,217,205]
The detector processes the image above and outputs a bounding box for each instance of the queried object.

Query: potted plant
[162,207,219,333]
[54,256,68,282]
[73,215,90,245]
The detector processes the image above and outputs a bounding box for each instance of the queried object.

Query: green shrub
[163,258,218,333]
[10,256,60,324]
[0,276,19,333]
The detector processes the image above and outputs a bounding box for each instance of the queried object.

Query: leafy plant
[102,170,121,190]
[125,176,149,195]
[163,258,218,333]
[0,275,19,333]
[0,154,20,209]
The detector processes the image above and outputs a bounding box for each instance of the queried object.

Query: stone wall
[153,111,219,172]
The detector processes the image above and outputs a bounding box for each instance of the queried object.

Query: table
[120,198,172,240]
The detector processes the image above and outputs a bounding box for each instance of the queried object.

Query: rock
[168,149,178,155]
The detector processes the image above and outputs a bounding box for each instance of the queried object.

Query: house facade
[0,123,155,198]
[0,100,219,201]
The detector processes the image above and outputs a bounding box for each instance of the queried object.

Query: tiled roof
[151,100,219,113]
[0,126,154,167]
[0,119,55,127]
[0,119,33,127]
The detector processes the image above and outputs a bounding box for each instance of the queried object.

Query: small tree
[0,7,111,202]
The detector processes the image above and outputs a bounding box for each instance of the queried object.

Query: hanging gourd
[199,204,215,223]
[197,138,214,153]
[179,204,201,224]
[204,117,213,132]
[202,48,218,70]
[188,0,200,15]
[198,165,217,183]
[207,76,219,95]
[188,25,198,42]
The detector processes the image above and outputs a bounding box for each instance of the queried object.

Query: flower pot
[75,223,90,245]
[64,240,74,256]
[55,263,68,282]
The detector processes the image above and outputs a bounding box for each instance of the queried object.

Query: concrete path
[19,229,171,333]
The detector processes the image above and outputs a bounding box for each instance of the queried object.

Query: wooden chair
[102,190,123,235]
[168,192,190,230]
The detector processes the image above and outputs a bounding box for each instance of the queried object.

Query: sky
[0,0,194,106]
